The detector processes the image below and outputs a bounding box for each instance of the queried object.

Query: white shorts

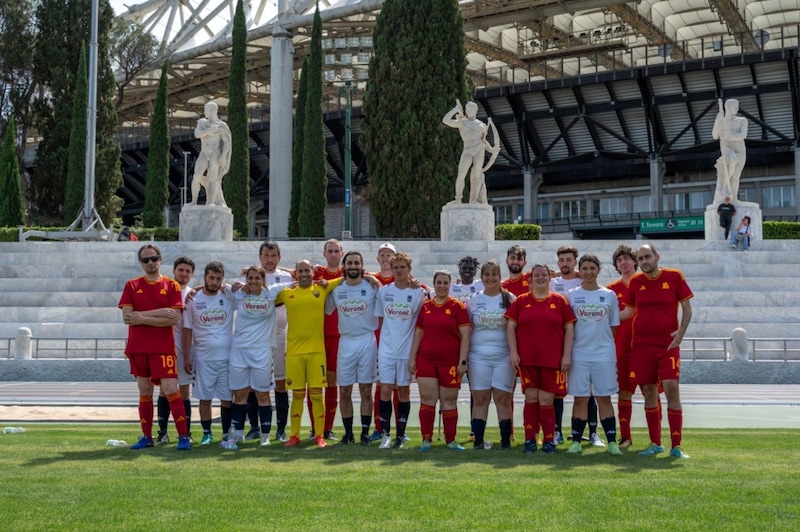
[378,357,412,387]
[568,357,618,397]
[337,334,378,387]
[176,348,193,387]
[229,347,274,392]
[193,359,232,401]
[468,357,516,393]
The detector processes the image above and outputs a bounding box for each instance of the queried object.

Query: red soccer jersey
[504,292,576,369]
[607,278,633,356]
[623,268,693,348]
[372,272,394,286]
[315,265,343,337]
[502,275,530,297]
[415,297,470,365]
[118,275,183,355]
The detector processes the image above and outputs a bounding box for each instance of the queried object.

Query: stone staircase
[0,239,797,358]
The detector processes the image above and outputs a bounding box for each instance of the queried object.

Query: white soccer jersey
[265,271,290,341]
[550,276,582,294]
[227,283,289,349]
[567,285,619,361]
[375,283,426,360]
[467,291,515,361]
[173,285,193,357]
[332,280,379,337]
[183,290,235,362]
[450,280,484,303]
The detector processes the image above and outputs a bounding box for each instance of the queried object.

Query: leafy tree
[0,116,25,226]
[0,0,36,142]
[225,0,250,236]
[288,56,309,238]
[64,43,88,224]
[109,17,159,108]
[297,5,326,237]
[141,61,169,227]
[361,0,470,237]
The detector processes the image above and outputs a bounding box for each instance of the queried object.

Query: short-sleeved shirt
[315,266,343,337]
[607,278,633,356]
[265,270,293,340]
[415,297,470,365]
[330,280,379,337]
[173,285,192,357]
[501,276,529,297]
[276,278,342,356]
[227,284,290,349]
[717,202,736,220]
[505,292,576,368]
[567,285,619,361]
[550,276,581,295]
[183,290,235,362]
[119,275,183,355]
[623,268,693,347]
[467,291,515,361]
[449,280,484,303]
[375,283,427,360]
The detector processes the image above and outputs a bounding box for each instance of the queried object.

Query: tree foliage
[297,6,326,237]
[109,17,159,108]
[225,0,250,236]
[142,60,169,227]
[361,0,470,238]
[64,42,88,224]
[289,56,309,238]
[0,0,36,133]
[0,116,25,226]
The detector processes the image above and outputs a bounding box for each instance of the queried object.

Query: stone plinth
[180,205,233,241]
[440,203,495,241]
[704,201,762,242]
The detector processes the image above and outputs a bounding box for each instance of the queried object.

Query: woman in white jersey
[466,260,516,450]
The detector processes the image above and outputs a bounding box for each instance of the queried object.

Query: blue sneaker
[670,446,690,459]
[130,436,154,449]
[639,443,665,456]
[370,430,382,442]
[176,435,191,450]
[200,433,214,445]
[446,441,465,452]
[419,440,432,452]
[523,439,537,453]
[541,441,557,453]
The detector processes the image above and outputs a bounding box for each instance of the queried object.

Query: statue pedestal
[180,205,233,241]
[440,203,495,241]
[705,201,762,242]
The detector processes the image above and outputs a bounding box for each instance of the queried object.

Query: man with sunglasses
[119,244,191,450]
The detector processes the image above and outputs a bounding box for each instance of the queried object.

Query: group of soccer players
[119,239,692,459]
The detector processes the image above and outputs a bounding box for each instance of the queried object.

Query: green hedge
[762,221,800,239]
[0,226,185,242]
[495,223,541,241]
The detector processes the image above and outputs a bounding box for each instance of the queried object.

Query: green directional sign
[639,216,704,233]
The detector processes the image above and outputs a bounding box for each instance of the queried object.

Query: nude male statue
[187,101,232,207]
[712,98,747,202]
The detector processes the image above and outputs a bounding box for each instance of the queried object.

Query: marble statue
[187,101,232,207]
[712,98,747,203]
[442,99,500,205]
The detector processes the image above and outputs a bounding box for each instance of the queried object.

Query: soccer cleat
[284,435,302,447]
[244,428,261,441]
[446,441,465,451]
[338,434,356,445]
[402,433,411,442]
[567,441,582,454]
[276,431,288,443]
[474,441,492,450]
[220,439,239,450]
[670,446,690,459]
[314,435,328,448]
[200,433,214,446]
[393,437,405,450]
[638,443,665,456]
[607,442,623,455]
[379,435,392,449]
[500,441,511,450]
[589,433,606,448]
[370,430,382,442]
[323,430,338,441]
[523,439,537,453]
[541,441,557,453]
[176,435,191,451]
[308,431,316,440]
[419,440,432,452]
[156,432,170,445]
[618,438,633,449]
[360,434,371,446]
[130,436,154,449]
[554,431,564,445]
[260,434,271,446]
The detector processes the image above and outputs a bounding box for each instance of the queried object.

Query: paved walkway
[1,382,798,428]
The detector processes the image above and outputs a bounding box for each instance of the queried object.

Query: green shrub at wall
[762,221,800,239]
[495,223,541,241]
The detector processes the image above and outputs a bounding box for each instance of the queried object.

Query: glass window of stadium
[596,196,626,215]
[553,200,584,219]
[762,185,796,208]
[674,191,712,210]
[632,195,652,213]
[537,202,549,220]
[739,187,757,203]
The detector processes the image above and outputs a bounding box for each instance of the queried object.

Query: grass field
[1,425,797,531]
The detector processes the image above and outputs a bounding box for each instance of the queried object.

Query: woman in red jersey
[409,271,471,451]
[505,264,575,454]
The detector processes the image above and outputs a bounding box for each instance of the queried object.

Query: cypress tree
[298,5,326,237]
[225,0,250,236]
[0,116,25,226]
[64,42,88,224]
[361,0,470,237]
[142,60,169,227]
[289,56,309,237]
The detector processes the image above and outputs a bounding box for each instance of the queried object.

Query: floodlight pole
[340,80,353,238]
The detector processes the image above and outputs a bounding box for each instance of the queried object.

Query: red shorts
[324,335,339,373]
[630,344,681,385]
[416,356,461,388]
[519,366,563,395]
[127,352,178,385]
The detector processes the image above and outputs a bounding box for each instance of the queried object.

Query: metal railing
[1,338,128,360]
